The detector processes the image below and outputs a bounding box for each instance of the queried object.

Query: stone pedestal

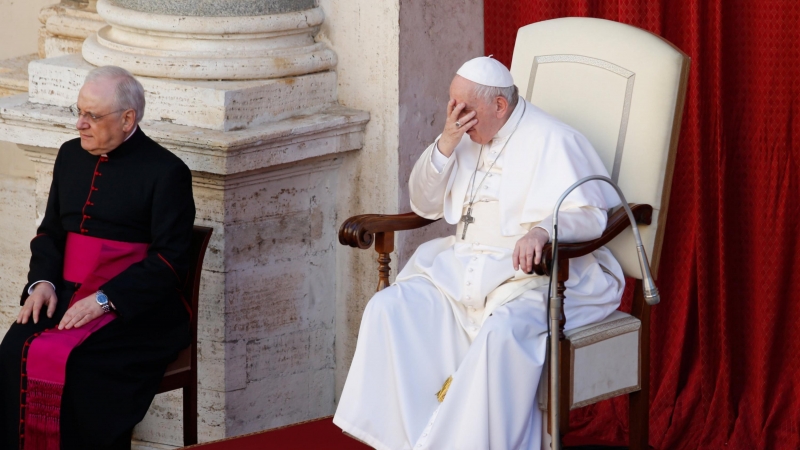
[0,0,368,446]
[0,97,368,446]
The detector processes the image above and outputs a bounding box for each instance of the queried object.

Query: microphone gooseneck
[547,175,659,450]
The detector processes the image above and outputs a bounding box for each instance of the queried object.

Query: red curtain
[484,1,800,449]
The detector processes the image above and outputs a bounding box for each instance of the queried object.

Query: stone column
[0,0,368,447]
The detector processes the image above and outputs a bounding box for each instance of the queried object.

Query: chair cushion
[163,346,191,377]
[539,310,641,410]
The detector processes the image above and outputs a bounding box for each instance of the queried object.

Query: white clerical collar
[124,126,138,142]
[494,98,525,140]
[101,126,139,158]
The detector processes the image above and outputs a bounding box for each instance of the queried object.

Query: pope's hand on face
[17,282,58,325]
[437,100,478,157]
[513,227,550,274]
[58,294,105,330]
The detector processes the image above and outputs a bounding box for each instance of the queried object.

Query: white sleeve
[430,141,451,173]
[532,206,607,243]
[28,280,57,295]
[410,139,458,219]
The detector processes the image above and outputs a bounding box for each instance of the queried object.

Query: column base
[83,1,337,80]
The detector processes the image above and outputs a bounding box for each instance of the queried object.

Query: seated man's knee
[0,324,30,365]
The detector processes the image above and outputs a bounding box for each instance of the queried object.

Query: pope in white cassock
[334,57,626,450]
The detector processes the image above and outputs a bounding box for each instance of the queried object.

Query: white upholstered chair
[339,17,689,450]
[510,18,689,449]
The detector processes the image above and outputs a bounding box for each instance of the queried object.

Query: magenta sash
[21,233,147,450]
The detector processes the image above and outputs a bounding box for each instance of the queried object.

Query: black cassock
[0,128,195,449]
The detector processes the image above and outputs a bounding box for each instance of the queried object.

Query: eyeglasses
[69,104,125,123]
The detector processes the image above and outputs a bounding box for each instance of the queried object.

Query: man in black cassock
[0,66,195,449]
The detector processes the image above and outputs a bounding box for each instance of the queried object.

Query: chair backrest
[510,18,689,278]
[161,226,212,380]
[185,225,213,343]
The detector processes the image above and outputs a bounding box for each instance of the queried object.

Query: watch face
[96,292,108,305]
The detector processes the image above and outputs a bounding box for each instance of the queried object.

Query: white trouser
[334,277,549,450]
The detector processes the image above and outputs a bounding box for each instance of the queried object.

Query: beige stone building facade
[0,0,483,447]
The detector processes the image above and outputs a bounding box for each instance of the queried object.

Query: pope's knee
[476,312,537,346]
[363,285,404,320]
[477,315,517,342]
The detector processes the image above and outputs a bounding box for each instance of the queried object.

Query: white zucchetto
[456,56,515,88]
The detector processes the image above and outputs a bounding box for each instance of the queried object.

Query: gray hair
[84,66,145,124]
[473,83,519,111]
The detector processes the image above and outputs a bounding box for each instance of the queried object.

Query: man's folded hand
[17,282,58,325]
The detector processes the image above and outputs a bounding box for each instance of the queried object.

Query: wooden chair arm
[339,212,439,250]
[531,203,653,276]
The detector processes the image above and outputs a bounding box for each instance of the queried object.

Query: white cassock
[334,99,625,450]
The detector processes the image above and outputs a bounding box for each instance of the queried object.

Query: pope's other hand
[58,294,105,330]
[17,282,58,325]
[513,227,550,274]
[437,99,478,157]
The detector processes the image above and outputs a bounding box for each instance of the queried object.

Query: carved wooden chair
[340,18,689,450]
[156,225,213,447]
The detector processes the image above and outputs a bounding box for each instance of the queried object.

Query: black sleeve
[22,151,67,304]
[99,162,196,322]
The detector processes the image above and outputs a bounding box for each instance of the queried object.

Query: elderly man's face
[448,75,511,145]
[75,80,135,155]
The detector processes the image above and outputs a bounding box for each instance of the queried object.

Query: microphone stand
[547,175,660,450]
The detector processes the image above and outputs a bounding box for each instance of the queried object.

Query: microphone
[546,175,659,450]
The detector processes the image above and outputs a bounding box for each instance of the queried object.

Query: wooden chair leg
[629,388,649,450]
[183,381,198,446]
[629,283,651,450]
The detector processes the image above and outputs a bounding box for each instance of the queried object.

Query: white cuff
[28,280,56,295]
[532,225,551,242]
[430,141,450,173]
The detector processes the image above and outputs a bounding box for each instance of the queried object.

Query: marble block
[0,95,367,176]
[27,55,338,131]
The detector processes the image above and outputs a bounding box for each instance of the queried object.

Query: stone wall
[396,0,484,267]
[0,0,54,331]
[316,0,403,398]
[319,0,484,397]
[0,151,35,332]
[0,0,55,60]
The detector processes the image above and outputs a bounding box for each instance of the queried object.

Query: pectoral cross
[460,207,475,239]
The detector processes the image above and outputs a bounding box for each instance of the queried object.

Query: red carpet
[184,417,370,449]
[183,416,628,449]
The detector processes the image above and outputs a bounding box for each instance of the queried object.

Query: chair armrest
[531,203,653,276]
[339,212,439,249]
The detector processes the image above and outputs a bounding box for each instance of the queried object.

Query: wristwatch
[96,290,111,314]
